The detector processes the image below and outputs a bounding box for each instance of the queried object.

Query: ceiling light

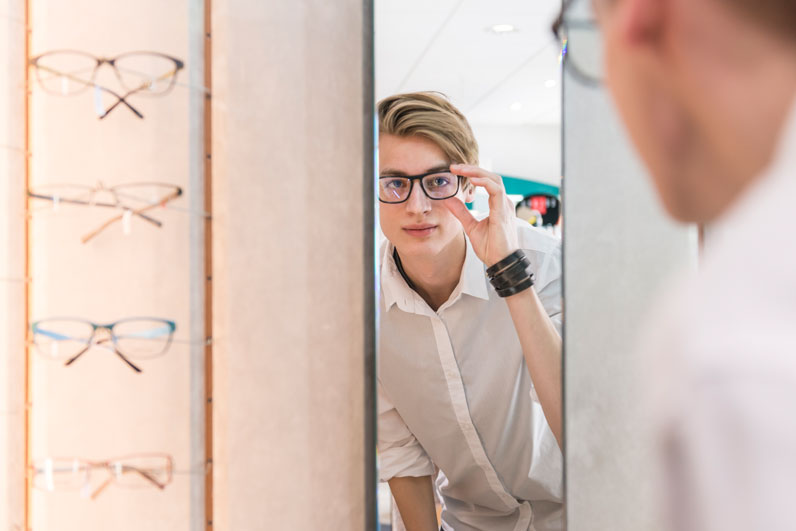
[509,101,523,112]
[545,79,558,88]
[488,24,518,34]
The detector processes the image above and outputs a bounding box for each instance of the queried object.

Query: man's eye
[429,175,451,187]
[385,179,407,189]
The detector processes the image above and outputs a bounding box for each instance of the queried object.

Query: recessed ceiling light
[509,101,523,112]
[488,24,518,34]
[545,79,558,88]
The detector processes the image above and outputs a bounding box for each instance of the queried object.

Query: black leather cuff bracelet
[486,249,526,277]
[489,256,531,290]
[495,276,535,298]
[486,249,535,297]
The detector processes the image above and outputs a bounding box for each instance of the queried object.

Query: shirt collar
[380,235,490,314]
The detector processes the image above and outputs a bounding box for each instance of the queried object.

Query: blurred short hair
[729,0,796,41]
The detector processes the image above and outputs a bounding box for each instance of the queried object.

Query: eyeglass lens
[379,172,459,203]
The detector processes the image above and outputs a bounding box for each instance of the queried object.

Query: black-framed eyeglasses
[552,0,603,87]
[378,171,462,204]
[28,50,185,119]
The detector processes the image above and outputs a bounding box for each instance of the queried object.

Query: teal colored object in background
[502,175,560,197]
[466,175,560,208]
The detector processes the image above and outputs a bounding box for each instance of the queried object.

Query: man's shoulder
[514,218,560,255]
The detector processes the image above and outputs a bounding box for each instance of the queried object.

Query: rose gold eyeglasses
[30,453,174,500]
[28,181,183,243]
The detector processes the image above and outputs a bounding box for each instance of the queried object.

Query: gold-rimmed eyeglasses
[28,181,183,243]
[30,453,174,500]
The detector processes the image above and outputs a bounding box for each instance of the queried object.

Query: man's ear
[620,0,665,45]
[462,181,476,203]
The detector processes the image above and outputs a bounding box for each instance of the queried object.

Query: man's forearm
[388,475,439,531]
[505,287,563,448]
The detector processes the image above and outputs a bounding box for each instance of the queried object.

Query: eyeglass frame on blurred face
[378,169,463,204]
[551,0,602,87]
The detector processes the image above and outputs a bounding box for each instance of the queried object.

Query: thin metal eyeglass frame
[30,453,174,500]
[28,50,185,119]
[551,0,602,87]
[31,317,177,373]
[378,172,462,204]
[27,182,183,243]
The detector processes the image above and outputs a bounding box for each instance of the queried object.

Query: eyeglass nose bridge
[404,177,435,206]
[90,324,115,346]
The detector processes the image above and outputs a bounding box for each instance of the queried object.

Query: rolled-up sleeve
[378,380,435,481]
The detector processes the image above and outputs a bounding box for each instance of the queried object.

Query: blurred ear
[619,0,665,45]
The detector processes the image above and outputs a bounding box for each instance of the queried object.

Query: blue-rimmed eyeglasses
[378,171,462,204]
[31,317,177,373]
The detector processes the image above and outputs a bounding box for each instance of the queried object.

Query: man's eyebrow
[379,164,451,177]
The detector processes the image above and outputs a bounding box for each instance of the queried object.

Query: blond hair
[377,92,479,170]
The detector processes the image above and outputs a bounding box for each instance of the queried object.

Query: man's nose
[405,181,431,214]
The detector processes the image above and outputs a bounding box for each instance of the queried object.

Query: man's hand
[443,164,519,267]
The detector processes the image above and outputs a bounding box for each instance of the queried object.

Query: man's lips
[403,224,437,237]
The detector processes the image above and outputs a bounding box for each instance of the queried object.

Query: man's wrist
[486,249,535,297]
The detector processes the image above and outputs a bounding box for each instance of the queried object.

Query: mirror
[375,1,564,529]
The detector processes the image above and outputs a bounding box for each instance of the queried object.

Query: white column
[211,0,374,528]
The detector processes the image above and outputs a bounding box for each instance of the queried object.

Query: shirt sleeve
[377,379,435,481]
[529,238,563,335]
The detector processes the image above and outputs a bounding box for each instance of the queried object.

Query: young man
[377,92,563,531]
[579,0,796,529]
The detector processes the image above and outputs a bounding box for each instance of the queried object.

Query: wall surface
[24,1,206,529]
[1,2,28,530]
[211,0,372,529]
[472,123,561,186]
[561,14,698,531]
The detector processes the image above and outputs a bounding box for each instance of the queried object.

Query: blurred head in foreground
[592,0,796,222]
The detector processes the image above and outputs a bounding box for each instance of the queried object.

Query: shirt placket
[430,309,532,531]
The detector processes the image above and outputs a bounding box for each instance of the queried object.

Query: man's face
[592,0,712,221]
[379,133,474,259]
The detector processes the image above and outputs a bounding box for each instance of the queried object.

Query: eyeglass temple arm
[30,64,144,119]
[63,343,92,367]
[89,464,167,500]
[96,87,144,119]
[64,337,142,373]
[100,67,178,120]
[29,192,164,227]
[80,190,180,244]
[112,347,143,373]
[124,466,168,489]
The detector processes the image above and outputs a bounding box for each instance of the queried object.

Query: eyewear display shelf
[22,0,212,530]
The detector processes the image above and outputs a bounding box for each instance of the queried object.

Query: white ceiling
[375,0,562,126]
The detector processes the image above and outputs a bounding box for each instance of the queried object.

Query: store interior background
[0,0,699,529]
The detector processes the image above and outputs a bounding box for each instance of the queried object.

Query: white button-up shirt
[378,220,564,531]
[644,103,796,531]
